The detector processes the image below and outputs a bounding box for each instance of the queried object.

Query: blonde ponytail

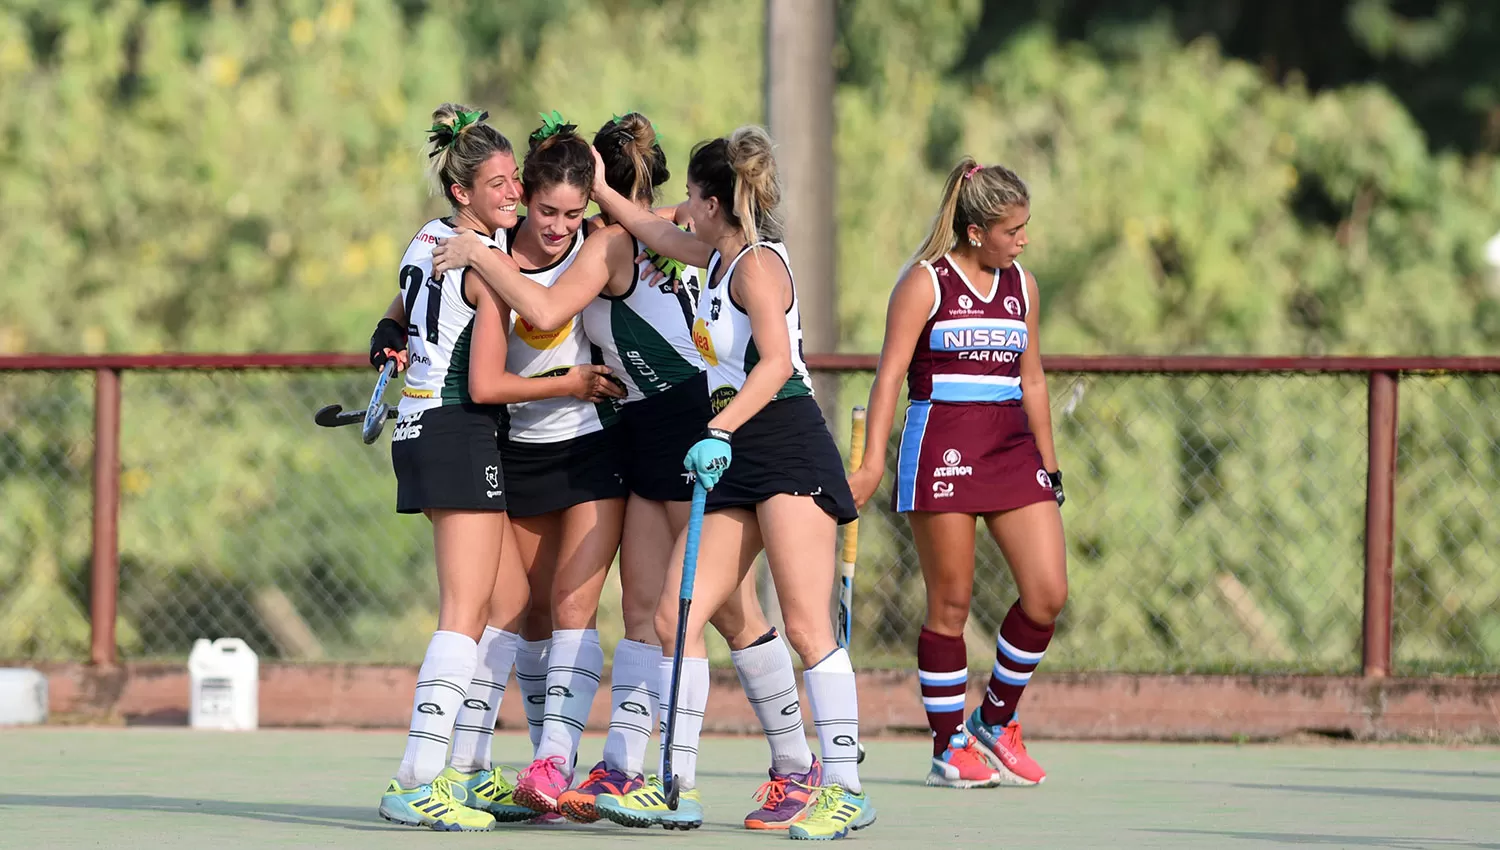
[725,125,783,245]
[909,156,1029,268]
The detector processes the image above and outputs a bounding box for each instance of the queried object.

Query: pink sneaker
[513,755,572,814]
[926,732,1002,788]
[966,708,1046,786]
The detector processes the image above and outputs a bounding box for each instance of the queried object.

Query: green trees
[0,0,1494,668]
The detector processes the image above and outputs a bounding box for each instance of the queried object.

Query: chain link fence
[1,364,1495,675]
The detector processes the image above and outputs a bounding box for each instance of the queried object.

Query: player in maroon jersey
[849,156,1066,789]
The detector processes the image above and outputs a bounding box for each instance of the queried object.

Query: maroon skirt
[892,401,1054,514]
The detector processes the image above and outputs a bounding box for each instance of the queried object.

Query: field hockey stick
[663,482,707,811]
[314,405,398,428]
[839,405,868,764]
[361,359,397,445]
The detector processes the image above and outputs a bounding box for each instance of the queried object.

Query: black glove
[369,317,407,367]
[1047,469,1065,506]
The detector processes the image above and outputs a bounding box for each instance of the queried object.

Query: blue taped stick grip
[681,483,707,601]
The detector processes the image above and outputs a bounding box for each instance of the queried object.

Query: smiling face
[450,150,521,234]
[522,182,589,258]
[968,202,1030,269]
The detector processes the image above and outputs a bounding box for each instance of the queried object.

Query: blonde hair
[910,157,1029,266]
[594,113,670,204]
[688,125,783,245]
[426,102,513,207]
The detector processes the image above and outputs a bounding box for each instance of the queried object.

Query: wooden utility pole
[765,0,838,425]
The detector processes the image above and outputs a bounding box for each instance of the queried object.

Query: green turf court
[2,729,1496,848]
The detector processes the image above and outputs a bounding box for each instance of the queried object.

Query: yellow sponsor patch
[402,388,435,398]
[692,317,717,366]
[515,316,573,350]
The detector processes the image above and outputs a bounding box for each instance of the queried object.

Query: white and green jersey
[581,237,705,403]
[395,218,505,418]
[504,219,620,443]
[692,241,814,414]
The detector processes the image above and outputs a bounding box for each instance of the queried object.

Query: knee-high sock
[397,630,477,787]
[602,639,661,776]
[535,629,604,767]
[731,630,814,775]
[514,637,551,754]
[981,602,1054,727]
[449,626,519,772]
[804,647,861,793]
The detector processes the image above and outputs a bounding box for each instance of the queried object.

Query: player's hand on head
[431,229,488,277]
[589,146,608,196]
[847,465,883,511]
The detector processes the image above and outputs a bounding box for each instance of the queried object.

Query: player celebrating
[584,126,876,840]
[474,115,632,817]
[848,157,1067,788]
[370,104,618,832]
[433,113,822,831]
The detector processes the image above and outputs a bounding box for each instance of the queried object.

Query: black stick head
[664,774,680,810]
[314,404,347,427]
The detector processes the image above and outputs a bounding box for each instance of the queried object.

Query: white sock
[515,637,551,754]
[602,639,661,776]
[804,647,861,793]
[656,655,709,791]
[449,626,519,773]
[732,632,814,775]
[535,629,604,765]
[396,630,477,788]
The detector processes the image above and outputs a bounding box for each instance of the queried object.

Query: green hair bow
[531,110,572,143]
[427,109,488,157]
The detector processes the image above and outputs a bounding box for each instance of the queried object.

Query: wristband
[705,426,733,444]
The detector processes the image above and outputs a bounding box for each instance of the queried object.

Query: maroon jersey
[906,256,1030,404]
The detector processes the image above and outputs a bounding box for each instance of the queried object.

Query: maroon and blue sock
[980,602,1054,727]
[917,627,968,757]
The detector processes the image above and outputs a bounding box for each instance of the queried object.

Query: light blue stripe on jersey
[931,374,1023,403]
[895,401,932,512]
[929,318,1028,352]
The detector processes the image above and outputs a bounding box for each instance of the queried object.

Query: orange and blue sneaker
[787,783,876,840]
[966,707,1046,786]
[513,755,573,814]
[926,732,1001,788]
[558,761,643,824]
[744,758,820,830]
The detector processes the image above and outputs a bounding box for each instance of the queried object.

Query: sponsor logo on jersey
[1036,469,1051,489]
[514,315,574,350]
[402,388,436,398]
[931,319,1028,353]
[958,294,973,310]
[932,480,955,498]
[416,232,442,245]
[692,317,718,366]
[935,447,973,478]
[709,384,737,414]
[392,410,424,441]
[1004,295,1023,316]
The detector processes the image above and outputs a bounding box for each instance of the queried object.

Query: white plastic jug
[188,638,259,730]
[0,668,47,726]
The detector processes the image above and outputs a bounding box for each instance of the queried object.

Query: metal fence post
[90,367,122,666]
[1362,371,1398,678]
